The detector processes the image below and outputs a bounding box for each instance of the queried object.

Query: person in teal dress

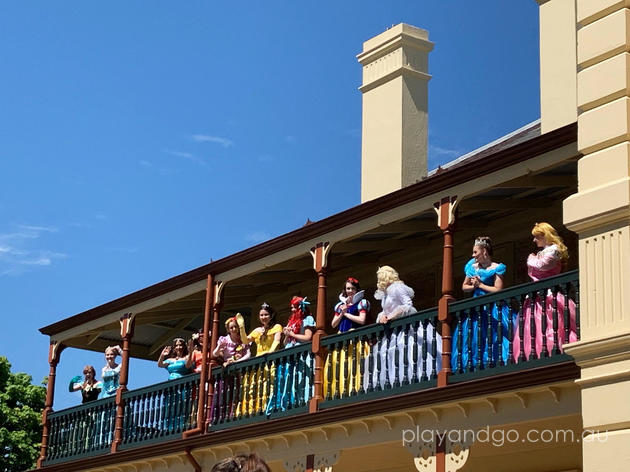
[268,296,314,413]
[452,237,512,371]
[158,338,193,431]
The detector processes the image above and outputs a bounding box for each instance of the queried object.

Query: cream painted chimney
[537,0,577,133]
[358,23,434,203]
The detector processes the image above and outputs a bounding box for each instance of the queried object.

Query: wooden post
[205,281,224,431]
[184,274,215,438]
[306,454,315,472]
[111,313,135,453]
[434,196,458,388]
[309,242,331,413]
[37,341,65,468]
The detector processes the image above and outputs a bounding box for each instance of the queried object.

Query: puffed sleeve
[358,299,370,313]
[495,263,506,276]
[464,258,476,277]
[388,282,415,317]
[527,245,560,271]
[303,315,316,328]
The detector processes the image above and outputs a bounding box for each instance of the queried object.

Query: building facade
[33,2,630,471]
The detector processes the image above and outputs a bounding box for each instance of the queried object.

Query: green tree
[0,356,46,472]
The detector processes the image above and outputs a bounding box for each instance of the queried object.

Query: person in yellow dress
[242,303,282,415]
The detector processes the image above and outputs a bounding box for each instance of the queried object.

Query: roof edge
[40,122,577,337]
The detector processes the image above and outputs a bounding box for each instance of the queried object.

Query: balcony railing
[120,372,200,448]
[320,307,440,408]
[42,270,579,466]
[208,342,313,430]
[45,396,116,465]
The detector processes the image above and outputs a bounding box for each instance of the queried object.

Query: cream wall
[542,0,630,470]
[538,0,578,133]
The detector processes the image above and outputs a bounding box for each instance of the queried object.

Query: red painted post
[111,313,135,453]
[309,242,331,413]
[435,196,457,388]
[205,281,224,431]
[37,341,65,468]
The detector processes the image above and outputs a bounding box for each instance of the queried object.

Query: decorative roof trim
[40,122,576,336]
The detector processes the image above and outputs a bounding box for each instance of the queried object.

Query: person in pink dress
[514,222,578,361]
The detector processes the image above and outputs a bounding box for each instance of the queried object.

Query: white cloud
[429,144,462,160]
[162,149,208,167]
[245,231,271,243]
[191,134,234,148]
[0,224,67,275]
[17,224,58,233]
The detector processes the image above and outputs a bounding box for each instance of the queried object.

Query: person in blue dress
[452,236,511,372]
[158,338,192,379]
[158,338,193,431]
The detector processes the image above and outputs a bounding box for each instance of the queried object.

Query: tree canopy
[0,356,46,472]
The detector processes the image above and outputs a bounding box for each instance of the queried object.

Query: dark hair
[343,277,361,294]
[170,338,189,357]
[211,454,270,472]
[259,302,276,324]
[474,236,494,256]
[211,457,244,472]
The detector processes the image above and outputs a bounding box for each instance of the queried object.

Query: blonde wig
[532,222,568,261]
[104,345,122,357]
[376,265,401,291]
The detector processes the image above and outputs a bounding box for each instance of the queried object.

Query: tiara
[261,302,271,309]
[474,238,489,248]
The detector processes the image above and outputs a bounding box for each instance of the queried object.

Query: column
[111,312,135,453]
[309,242,332,413]
[37,341,65,468]
[184,273,214,438]
[561,2,630,471]
[205,280,224,431]
[434,196,458,388]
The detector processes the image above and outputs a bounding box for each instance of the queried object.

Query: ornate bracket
[48,340,65,366]
[405,431,472,472]
[310,242,332,273]
[214,280,225,306]
[283,451,339,472]
[433,196,458,230]
[119,312,136,339]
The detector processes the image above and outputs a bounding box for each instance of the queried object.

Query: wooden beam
[363,220,438,234]
[136,310,203,324]
[459,198,555,212]
[495,174,576,189]
[64,337,152,360]
[148,318,195,355]
[86,332,101,345]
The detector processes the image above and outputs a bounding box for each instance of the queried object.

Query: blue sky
[0,1,540,409]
